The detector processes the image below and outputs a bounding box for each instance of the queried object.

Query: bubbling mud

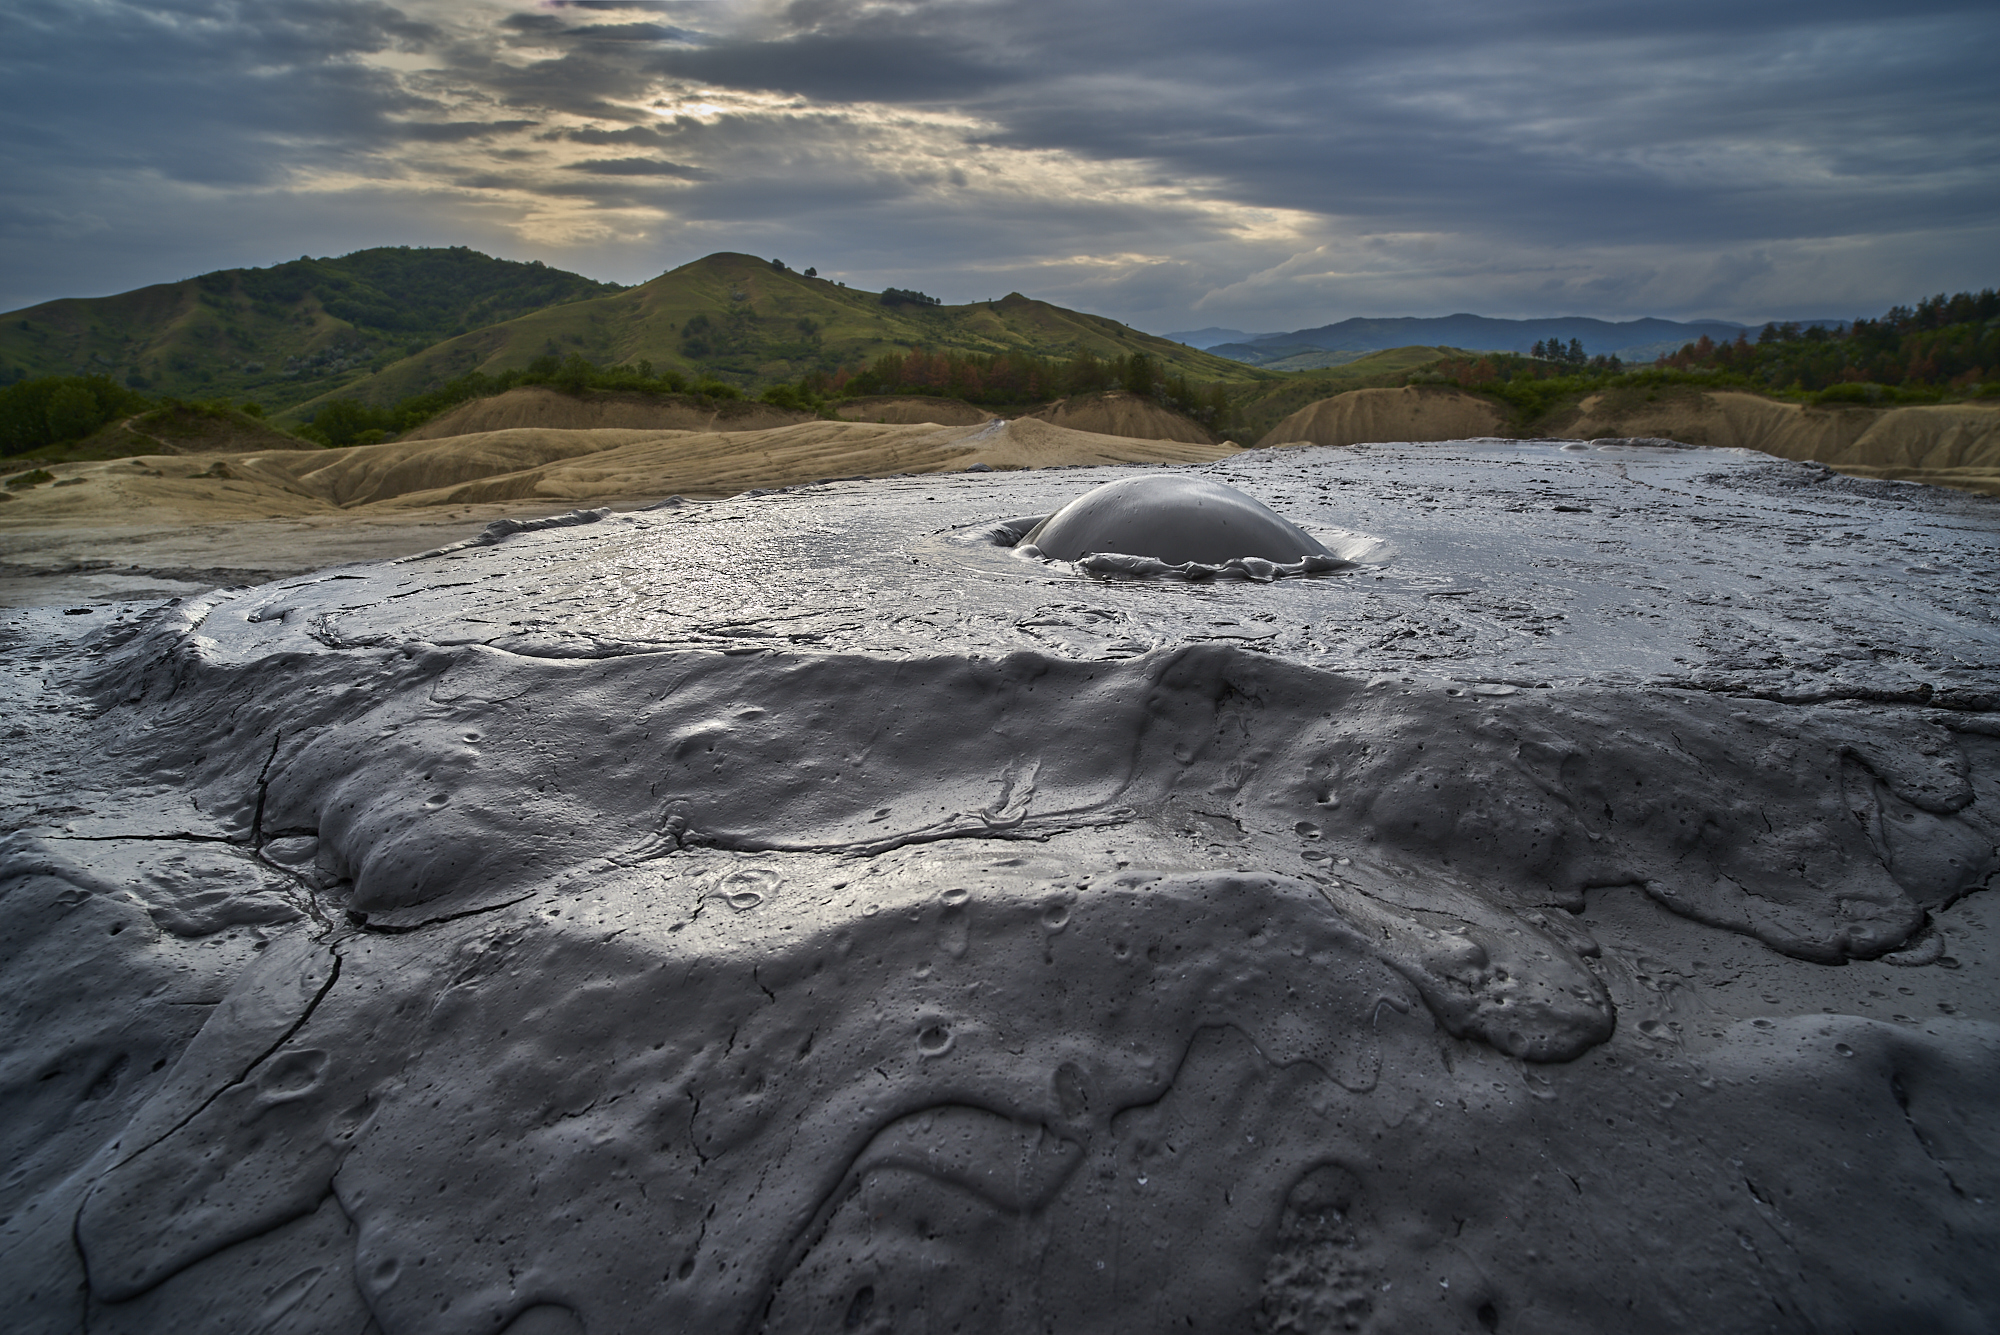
[1006,475,1353,580]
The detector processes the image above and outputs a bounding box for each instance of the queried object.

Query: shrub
[1811,382,1885,406]
[758,383,821,413]
[307,398,383,447]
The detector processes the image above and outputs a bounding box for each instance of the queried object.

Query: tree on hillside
[45,382,100,441]
[551,353,594,395]
[1122,353,1157,397]
[0,374,148,454]
[681,312,715,358]
[307,398,379,447]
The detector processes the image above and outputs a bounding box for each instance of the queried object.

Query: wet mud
[1,439,1996,1333]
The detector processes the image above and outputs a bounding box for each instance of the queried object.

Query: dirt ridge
[404,387,814,439]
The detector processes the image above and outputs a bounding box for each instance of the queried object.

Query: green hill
[0,247,624,413]
[293,253,1265,418]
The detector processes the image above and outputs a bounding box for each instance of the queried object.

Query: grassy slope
[0,248,621,414]
[299,253,1267,416]
[1225,347,1461,442]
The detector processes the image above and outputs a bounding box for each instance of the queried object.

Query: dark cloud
[398,120,542,142]
[561,156,706,178]
[644,32,1025,102]
[566,22,700,42]
[0,0,1992,328]
[541,124,670,145]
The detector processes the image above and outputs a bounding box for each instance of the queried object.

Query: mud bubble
[993,475,1354,580]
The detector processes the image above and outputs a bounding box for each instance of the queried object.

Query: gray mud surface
[2,440,1996,1333]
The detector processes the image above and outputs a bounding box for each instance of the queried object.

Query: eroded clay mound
[1020,474,1334,565]
[1024,390,1219,445]
[1256,385,2000,496]
[1255,386,1508,449]
[834,396,998,426]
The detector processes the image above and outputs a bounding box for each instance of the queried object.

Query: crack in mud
[95,944,345,1180]
[1891,1072,1971,1200]
[343,892,538,935]
[41,832,243,845]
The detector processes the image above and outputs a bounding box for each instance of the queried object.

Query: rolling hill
[294,253,1266,418]
[0,248,624,412]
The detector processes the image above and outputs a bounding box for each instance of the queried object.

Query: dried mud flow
[2,439,1997,1335]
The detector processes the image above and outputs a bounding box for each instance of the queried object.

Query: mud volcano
[1021,474,1322,554]
[1,441,1996,1334]
[1007,474,1352,580]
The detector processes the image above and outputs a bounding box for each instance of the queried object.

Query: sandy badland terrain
[407,386,1221,443]
[0,414,1234,605]
[1258,386,2000,494]
[6,382,1995,607]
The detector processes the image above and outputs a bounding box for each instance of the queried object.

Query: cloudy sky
[3,0,1995,333]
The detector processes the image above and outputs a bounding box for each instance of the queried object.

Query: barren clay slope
[1553,389,2000,494]
[1025,390,1220,444]
[1256,384,2000,495]
[1254,386,1508,448]
[833,396,998,426]
[374,418,1238,508]
[0,430,663,526]
[0,419,1234,529]
[408,386,1213,447]
[404,386,814,439]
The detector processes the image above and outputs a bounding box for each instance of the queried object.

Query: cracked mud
[2,439,1996,1333]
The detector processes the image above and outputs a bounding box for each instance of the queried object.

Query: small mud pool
[2,440,1996,1334]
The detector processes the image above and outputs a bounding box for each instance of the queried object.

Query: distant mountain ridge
[1179,313,1852,367]
[1163,327,1253,349]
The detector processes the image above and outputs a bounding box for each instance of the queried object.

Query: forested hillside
[0,248,623,411]
[1652,290,1999,399]
[298,253,1260,416]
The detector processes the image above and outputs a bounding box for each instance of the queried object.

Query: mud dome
[2,440,1998,1334]
[1010,474,1351,580]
